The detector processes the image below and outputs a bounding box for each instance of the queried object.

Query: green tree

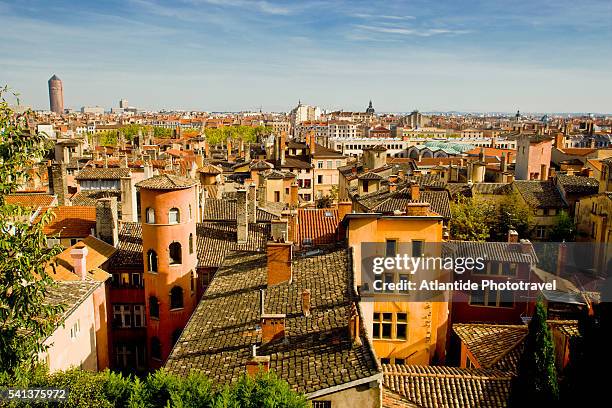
[548,210,576,242]
[509,300,559,407]
[449,196,495,241]
[493,191,534,240]
[0,87,64,378]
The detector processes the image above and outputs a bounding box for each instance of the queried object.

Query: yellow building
[345,205,449,366]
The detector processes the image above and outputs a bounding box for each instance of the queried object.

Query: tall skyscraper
[120,99,128,109]
[48,74,64,114]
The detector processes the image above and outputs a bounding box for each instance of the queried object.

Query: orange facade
[140,185,198,367]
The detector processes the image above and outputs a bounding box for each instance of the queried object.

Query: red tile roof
[36,206,97,238]
[296,208,339,246]
[5,194,57,208]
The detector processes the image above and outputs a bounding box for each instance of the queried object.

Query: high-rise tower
[136,174,199,369]
[48,74,64,114]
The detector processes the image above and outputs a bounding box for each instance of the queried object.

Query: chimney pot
[507,229,519,243]
[301,289,311,317]
[70,246,89,280]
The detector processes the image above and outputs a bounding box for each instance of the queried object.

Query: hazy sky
[1,0,611,113]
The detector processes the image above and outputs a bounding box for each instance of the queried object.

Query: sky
[1,0,611,113]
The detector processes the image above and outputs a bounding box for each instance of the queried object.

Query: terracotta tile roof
[513,180,567,209]
[556,175,599,195]
[45,280,103,325]
[76,167,131,180]
[359,172,384,180]
[382,389,420,407]
[198,163,223,174]
[586,159,603,172]
[36,206,96,237]
[136,174,197,190]
[202,198,279,222]
[249,160,274,170]
[47,235,115,282]
[70,190,122,209]
[297,208,339,246]
[111,221,271,269]
[558,148,597,156]
[196,222,271,268]
[312,143,346,158]
[357,184,451,219]
[453,324,527,372]
[471,183,513,195]
[165,248,380,395]
[547,320,580,338]
[382,364,511,408]
[281,157,312,169]
[444,241,537,264]
[5,194,57,208]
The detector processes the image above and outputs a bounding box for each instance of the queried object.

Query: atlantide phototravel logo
[359,241,609,303]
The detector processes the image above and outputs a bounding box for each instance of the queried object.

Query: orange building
[344,205,449,366]
[136,174,199,368]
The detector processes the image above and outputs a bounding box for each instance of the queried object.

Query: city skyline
[1,0,611,112]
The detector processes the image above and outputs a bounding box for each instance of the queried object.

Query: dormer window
[146,207,155,224]
[168,208,180,224]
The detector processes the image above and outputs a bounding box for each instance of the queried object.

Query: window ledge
[170,307,184,312]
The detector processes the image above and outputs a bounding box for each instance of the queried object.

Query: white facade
[331,137,412,158]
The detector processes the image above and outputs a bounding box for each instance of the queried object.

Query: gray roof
[75,167,131,180]
[513,181,567,209]
[165,248,380,394]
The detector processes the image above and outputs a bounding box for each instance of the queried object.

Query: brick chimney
[348,302,362,347]
[261,314,286,343]
[226,139,233,161]
[267,241,292,285]
[389,182,397,192]
[257,177,267,207]
[301,289,311,317]
[247,182,257,224]
[405,202,430,216]
[96,197,118,247]
[337,201,352,221]
[271,219,288,242]
[410,183,420,200]
[507,229,519,243]
[120,174,137,222]
[397,169,405,180]
[236,188,248,243]
[204,140,210,158]
[48,162,68,206]
[280,132,287,166]
[246,353,270,376]
[70,246,89,281]
[289,182,299,208]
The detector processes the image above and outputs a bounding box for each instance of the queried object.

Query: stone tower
[48,74,64,114]
[136,174,198,369]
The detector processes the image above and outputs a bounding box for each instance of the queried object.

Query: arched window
[169,242,182,265]
[151,337,161,360]
[149,296,159,319]
[146,207,155,224]
[170,286,183,309]
[147,250,158,272]
[189,233,194,254]
[168,207,180,224]
[172,328,182,345]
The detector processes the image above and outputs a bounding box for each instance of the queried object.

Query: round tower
[48,74,64,114]
[136,174,198,368]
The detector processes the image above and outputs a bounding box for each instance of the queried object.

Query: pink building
[515,134,553,180]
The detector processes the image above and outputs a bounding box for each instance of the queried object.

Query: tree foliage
[449,196,496,241]
[548,210,576,242]
[204,126,271,145]
[0,87,64,378]
[509,300,559,407]
[0,367,310,408]
[492,191,534,240]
